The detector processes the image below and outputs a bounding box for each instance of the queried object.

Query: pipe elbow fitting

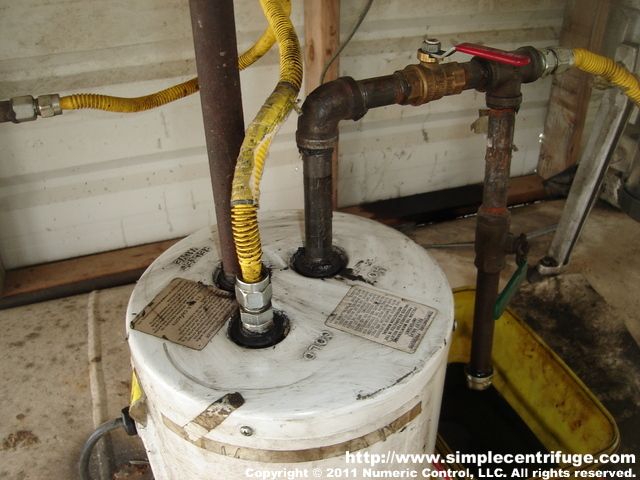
[296,77,366,152]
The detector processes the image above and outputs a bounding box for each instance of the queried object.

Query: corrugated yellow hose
[573,48,640,106]
[58,0,291,113]
[231,0,303,283]
[239,0,291,70]
[59,78,200,112]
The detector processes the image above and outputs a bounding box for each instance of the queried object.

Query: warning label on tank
[326,286,437,353]
[130,278,236,350]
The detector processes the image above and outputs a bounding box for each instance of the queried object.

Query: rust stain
[0,430,40,451]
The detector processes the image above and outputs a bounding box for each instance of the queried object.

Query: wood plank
[537,0,612,180]
[1,239,181,309]
[303,0,340,92]
[304,0,341,209]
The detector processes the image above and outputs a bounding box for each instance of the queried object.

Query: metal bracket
[532,42,640,279]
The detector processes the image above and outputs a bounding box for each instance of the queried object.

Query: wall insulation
[0,0,566,269]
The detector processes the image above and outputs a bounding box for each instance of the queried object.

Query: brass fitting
[418,38,442,64]
[399,62,468,107]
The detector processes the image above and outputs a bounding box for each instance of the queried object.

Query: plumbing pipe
[464,48,547,389]
[189,0,245,286]
[293,60,487,276]
[467,108,518,389]
[461,43,640,389]
[292,45,551,392]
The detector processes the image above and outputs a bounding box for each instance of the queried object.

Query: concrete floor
[0,199,639,479]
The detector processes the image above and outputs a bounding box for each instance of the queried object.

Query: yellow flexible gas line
[238,0,291,70]
[59,78,200,112]
[231,0,303,283]
[573,48,640,106]
[58,0,291,113]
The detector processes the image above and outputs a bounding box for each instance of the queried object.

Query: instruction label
[326,286,437,353]
[130,278,236,350]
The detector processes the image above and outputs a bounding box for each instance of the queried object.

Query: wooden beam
[537,0,612,180]
[1,239,181,309]
[304,0,341,209]
[304,0,340,90]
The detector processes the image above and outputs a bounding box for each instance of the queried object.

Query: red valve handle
[455,43,530,66]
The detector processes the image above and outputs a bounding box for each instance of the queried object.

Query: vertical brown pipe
[467,107,516,388]
[189,0,244,285]
[479,109,517,213]
[469,270,501,377]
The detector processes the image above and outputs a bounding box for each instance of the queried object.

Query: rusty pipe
[467,106,518,389]
[462,47,546,390]
[294,62,482,276]
[294,44,547,392]
[189,0,244,288]
[481,109,518,213]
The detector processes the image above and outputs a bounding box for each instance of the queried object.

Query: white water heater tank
[126,211,454,479]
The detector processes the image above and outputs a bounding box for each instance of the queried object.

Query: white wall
[0,0,565,269]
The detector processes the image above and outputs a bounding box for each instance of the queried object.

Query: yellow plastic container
[436,288,619,478]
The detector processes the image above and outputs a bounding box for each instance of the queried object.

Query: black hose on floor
[78,407,137,480]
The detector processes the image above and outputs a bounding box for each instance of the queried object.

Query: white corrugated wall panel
[0,0,565,268]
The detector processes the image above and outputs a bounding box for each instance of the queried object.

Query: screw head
[239,426,253,436]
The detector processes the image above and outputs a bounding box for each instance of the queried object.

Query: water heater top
[127,211,454,449]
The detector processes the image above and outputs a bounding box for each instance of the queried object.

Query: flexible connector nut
[537,47,575,77]
[10,96,37,123]
[235,271,274,333]
[37,94,62,118]
[235,273,272,310]
[7,94,63,123]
